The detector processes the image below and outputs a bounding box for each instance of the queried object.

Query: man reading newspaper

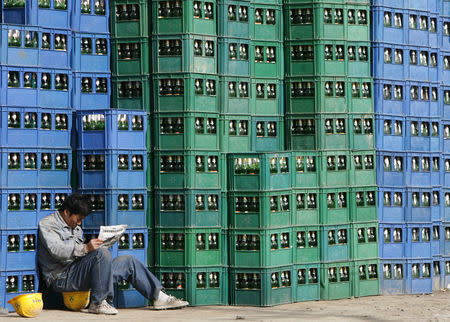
[38,194,188,315]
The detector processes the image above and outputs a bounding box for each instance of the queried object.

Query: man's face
[63,209,84,229]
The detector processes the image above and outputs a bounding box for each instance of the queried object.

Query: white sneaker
[87,300,118,315]
[152,295,189,310]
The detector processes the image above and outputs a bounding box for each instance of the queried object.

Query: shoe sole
[151,303,189,310]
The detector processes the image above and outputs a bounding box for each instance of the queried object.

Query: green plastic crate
[219,76,252,115]
[153,151,226,190]
[319,188,351,225]
[352,259,380,297]
[349,113,375,150]
[291,151,320,189]
[111,0,149,38]
[152,0,217,35]
[154,266,228,306]
[152,112,220,151]
[218,37,251,76]
[285,76,374,114]
[153,73,219,113]
[155,228,227,267]
[250,78,284,116]
[152,34,218,74]
[250,3,283,41]
[284,3,370,41]
[147,228,154,267]
[229,228,293,267]
[218,114,252,152]
[320,224,351,262]
[320,261,353,300]
[111,75,151,110]
[228,152,292,191]
[153,188,227,228]
[111,37,150,76]
[292,188,320,226]
[250,116,285,152]
[284,39,371,77]
[293,263,320,302]
[350,221,379,260]
[349,186,377,222]
[229,265,294,307]
[348,150,376,187]
[319,150,350,188]
[287,113,353,151]
[293,225,320,263]
[250,40,284,78]
[228,191,293,229]
[146,151,152,189]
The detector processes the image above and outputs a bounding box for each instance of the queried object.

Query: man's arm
[38,221,86,261]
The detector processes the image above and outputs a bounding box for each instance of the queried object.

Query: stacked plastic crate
[0,0,75,310]
[151,0,228,306]
[372,0,446,295]
[441,0,450,292]
[72,0,150,309]
[284,0,379,300]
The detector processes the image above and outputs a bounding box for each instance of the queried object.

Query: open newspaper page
[98,225,127,248]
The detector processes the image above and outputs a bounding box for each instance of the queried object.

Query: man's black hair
[59,193,92,217]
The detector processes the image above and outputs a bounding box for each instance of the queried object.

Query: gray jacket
[38,211,87,287]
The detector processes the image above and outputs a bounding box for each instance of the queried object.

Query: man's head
[59,194,92,229]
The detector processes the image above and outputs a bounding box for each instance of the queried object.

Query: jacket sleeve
[38,220,86,261]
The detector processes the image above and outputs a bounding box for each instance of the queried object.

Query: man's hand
[85,239,103,253]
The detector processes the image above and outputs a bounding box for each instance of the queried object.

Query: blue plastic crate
[444,189,450,221]
[0,270,39,312]
[0,188,71,229]
[0,66,72,109]
[432,222,444,256]
[375,114,406,151]
[2,7,27,24]
[405,223,435,258]
[72,72,111,110]
[442,86,450,119]
[441,16,450,51]
[405,187,442,222]
[441,222,450,256]
[218,37,251,76]
[76,109,147,150]
[28,0,72,29]
[371,0,439,12]
[443,255,450,288]
[0,229,37,271]
[405,152,443,187]
[405,117,442,152]
[379,223,406,259]
[250,116,284,152]
[372,43,439,82]
[71,0,109,33]
[320,224,350,262]
[0,107,71,148]
[439,50,450,84]
[371,7,438,47]
[217,0,251,38]
[444,120,450,153]
[432,255,443,290]
[379,259,406,295]
[79,188,147,229]
[406,258,433,294]
[376,150,406,187]
[0,25,71,69]
[0,148,71,188]
[76,149,147,189]
[72,32,110,72]
[377,187,406,222]
[114,288,148,308]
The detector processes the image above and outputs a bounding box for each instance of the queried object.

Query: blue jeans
[52,248,162,305]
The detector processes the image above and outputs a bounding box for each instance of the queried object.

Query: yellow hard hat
[8,293,43,318]
[62,291,90,311]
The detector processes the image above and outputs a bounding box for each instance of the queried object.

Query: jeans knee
[93,247,112,262]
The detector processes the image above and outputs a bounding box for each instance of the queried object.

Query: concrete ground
[3,290,450,321]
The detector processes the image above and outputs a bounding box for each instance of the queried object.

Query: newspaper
[98,225,127,248]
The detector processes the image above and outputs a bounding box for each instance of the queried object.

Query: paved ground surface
[3,290,450,321]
